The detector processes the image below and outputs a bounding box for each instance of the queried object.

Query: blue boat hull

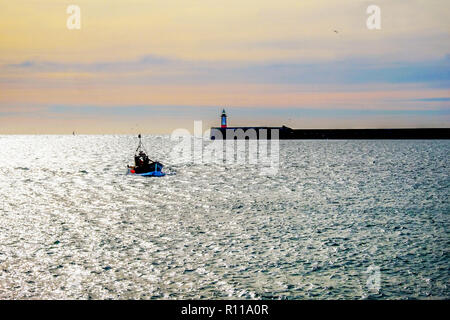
[136,171,166,177]
[127,168,166,177]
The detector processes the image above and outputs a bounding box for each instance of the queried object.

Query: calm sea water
[0,135,448,299]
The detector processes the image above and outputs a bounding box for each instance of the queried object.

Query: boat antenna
[136,133,144,153]
[135,133,152,161]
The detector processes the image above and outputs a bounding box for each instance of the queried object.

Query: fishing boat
[127,134,166,177]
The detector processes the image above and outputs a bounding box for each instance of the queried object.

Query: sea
[0,135,448,299]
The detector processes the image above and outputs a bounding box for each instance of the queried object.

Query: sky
[0,0,449,133]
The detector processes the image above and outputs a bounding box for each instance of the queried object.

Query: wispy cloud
[47,105,450,118]
[3,54,173,72]
[3,55,449,87]
[412,97,450,102]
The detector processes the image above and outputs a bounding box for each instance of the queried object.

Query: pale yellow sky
[1,0,448,62]
[0,0,449,133]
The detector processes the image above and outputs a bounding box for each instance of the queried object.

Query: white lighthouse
[221,109,227,128]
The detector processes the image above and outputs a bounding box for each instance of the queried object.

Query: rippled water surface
[0,135,448,299]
